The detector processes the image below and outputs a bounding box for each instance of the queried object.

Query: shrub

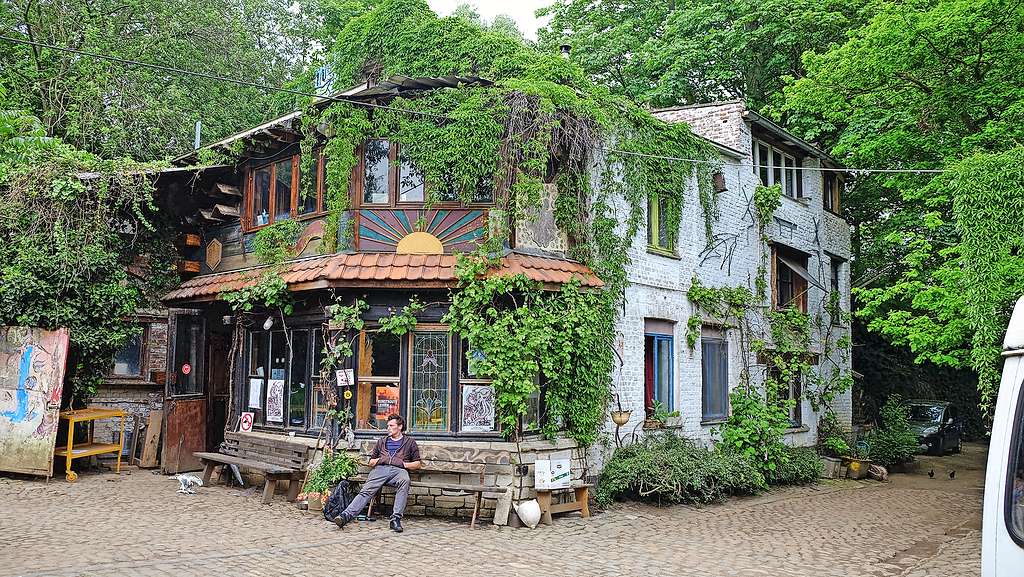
[303,450,358,495]
[718,386,791,476]
[816,411,850,457]
[867,396,919,467]
[596,434,766,507]
[767,446,822,485]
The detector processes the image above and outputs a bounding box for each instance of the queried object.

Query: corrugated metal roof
[163,252,603,302]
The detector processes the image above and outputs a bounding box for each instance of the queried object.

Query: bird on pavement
[928,469,934,478]
[948,470,956,480]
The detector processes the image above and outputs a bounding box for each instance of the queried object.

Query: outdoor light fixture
[560,44,571,59]
[263,316,274,330]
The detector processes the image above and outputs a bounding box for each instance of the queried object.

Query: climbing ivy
[443,255,613,445]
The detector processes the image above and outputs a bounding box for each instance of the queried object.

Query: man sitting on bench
[334,414,421,533]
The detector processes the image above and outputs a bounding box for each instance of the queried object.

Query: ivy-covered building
[603,100,852,459]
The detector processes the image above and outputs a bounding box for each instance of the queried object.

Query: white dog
[174,473,203,494]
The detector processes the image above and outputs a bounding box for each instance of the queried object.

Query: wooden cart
[54,407,126,482]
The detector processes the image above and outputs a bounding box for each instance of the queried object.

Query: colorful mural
[357,209,486,253]
[0,326,70,477]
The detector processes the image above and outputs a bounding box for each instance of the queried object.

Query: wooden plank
[193,452,295,475]
[139,409,163,468]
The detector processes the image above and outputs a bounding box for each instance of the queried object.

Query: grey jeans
[342,465,412,519]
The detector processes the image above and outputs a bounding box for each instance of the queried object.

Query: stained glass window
[410,331,449,432]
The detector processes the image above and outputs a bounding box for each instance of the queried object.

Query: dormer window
[246,152,325,230]
[355,140,492,206]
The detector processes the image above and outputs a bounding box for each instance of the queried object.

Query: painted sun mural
[357,209,486,254]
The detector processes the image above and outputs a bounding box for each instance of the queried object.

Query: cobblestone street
[0,445,985,577]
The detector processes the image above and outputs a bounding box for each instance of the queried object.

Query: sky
[427,0,552,40]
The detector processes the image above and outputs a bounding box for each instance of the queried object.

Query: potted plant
[664,411,682,428]
[842,444,872,480]
[645,400,669,429]
[818,436,849,479]
[301,450,358,512]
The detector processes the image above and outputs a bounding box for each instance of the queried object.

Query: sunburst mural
[357,209,486,253]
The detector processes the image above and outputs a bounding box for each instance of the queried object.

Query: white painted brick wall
[591,102,853,469]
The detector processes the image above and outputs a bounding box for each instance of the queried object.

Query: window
[409,330,451,432]
[171,315,203,396]
[356,140,494,206]
[355,330,401,431]
[752,140,802,198]
[648,193,676,253]
[245,329,323,429]
[1006,378,1024,545]
[771,366,803,427]
[830,256,844,303]
[111,328,146,378]
[773,246,811,313]
[246,152,325,230]
[823,173,843,213]
[701,327,729,421]
[644,319,675,413]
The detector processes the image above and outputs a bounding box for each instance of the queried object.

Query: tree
[784,0,1024,407]
[536,0,869,109]
[0,0,310,160]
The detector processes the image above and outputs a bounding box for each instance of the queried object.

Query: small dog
[174,474,203,494]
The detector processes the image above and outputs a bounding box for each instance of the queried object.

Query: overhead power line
[1,34,948,175]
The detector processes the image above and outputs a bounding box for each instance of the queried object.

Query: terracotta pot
[843,457,872,480]
[307,493,325,512]
[644,419,663,429]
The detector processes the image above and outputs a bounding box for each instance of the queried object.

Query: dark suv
[906,400,963,455]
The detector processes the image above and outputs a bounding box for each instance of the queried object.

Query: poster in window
[266,379,285,422]
[248,379,263,409]
[461,385,495,432]
[374,385,399,422]
[335,368,354,387]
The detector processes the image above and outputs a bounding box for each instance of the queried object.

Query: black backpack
[323,480,353,522]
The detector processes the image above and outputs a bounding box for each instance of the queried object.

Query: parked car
[906,399,963,455]
[983,295,1024,576]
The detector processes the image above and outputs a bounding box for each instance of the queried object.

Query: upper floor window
[823,173,843,213]
[357,140,493,207]
[246,151,325,230]
[753,140,802,199]
[773,245,811,313]
[648,193,677,254]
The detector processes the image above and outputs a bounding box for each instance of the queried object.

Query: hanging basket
[610,410,632,426]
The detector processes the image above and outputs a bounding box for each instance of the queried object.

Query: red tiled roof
[163,252,603,302]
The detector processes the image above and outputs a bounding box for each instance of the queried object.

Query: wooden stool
[535,485,591,525]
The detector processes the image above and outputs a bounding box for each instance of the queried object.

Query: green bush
[303,450,358,495]
[767,446,822,485]
[596,434,767,507]
[867,396,919,467]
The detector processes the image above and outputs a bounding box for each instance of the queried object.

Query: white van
[983,295,1024,576]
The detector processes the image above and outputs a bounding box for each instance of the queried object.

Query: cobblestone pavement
[0,444,986,577]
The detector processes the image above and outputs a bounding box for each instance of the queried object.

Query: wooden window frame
[644,332,675,412]
[823,173,843,214]
[245,152,326,232]
[108,324,149,382]
[647,193,677,255]
[771,246,809,313]
[407,325,454,434]
[753,140,803,199]
[352,141,496,210]
[701,328,729,423]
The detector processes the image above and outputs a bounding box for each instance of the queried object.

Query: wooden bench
[351,445,510,528]
[536,483,592,525]
[194,432,312,505]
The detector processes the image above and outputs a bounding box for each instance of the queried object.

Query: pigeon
[928,469,934,478]
[948,470,956,480]
[174,473,203,494]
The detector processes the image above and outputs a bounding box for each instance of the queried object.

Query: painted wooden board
[139,409,163,468]
[0,327,70,477]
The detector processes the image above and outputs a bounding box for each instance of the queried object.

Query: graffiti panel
[0,326,70,477]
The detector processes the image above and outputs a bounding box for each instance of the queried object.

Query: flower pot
[819,456,842,479]
[664,416,682,428]
[644,419,663,429]
[307,493,325,512]
[611,410,632,426]
[843,457,872,480]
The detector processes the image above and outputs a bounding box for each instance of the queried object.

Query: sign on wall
[460,385,495,433]
[266,379,285,423]
[240,412,254,433]
[0,326,70,477]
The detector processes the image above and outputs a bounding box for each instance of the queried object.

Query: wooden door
[162,310,206,473]
[206,332,230,451]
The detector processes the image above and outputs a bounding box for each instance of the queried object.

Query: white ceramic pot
[514,499,542,529]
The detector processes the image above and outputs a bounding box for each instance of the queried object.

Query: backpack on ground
[323,480,353,522]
